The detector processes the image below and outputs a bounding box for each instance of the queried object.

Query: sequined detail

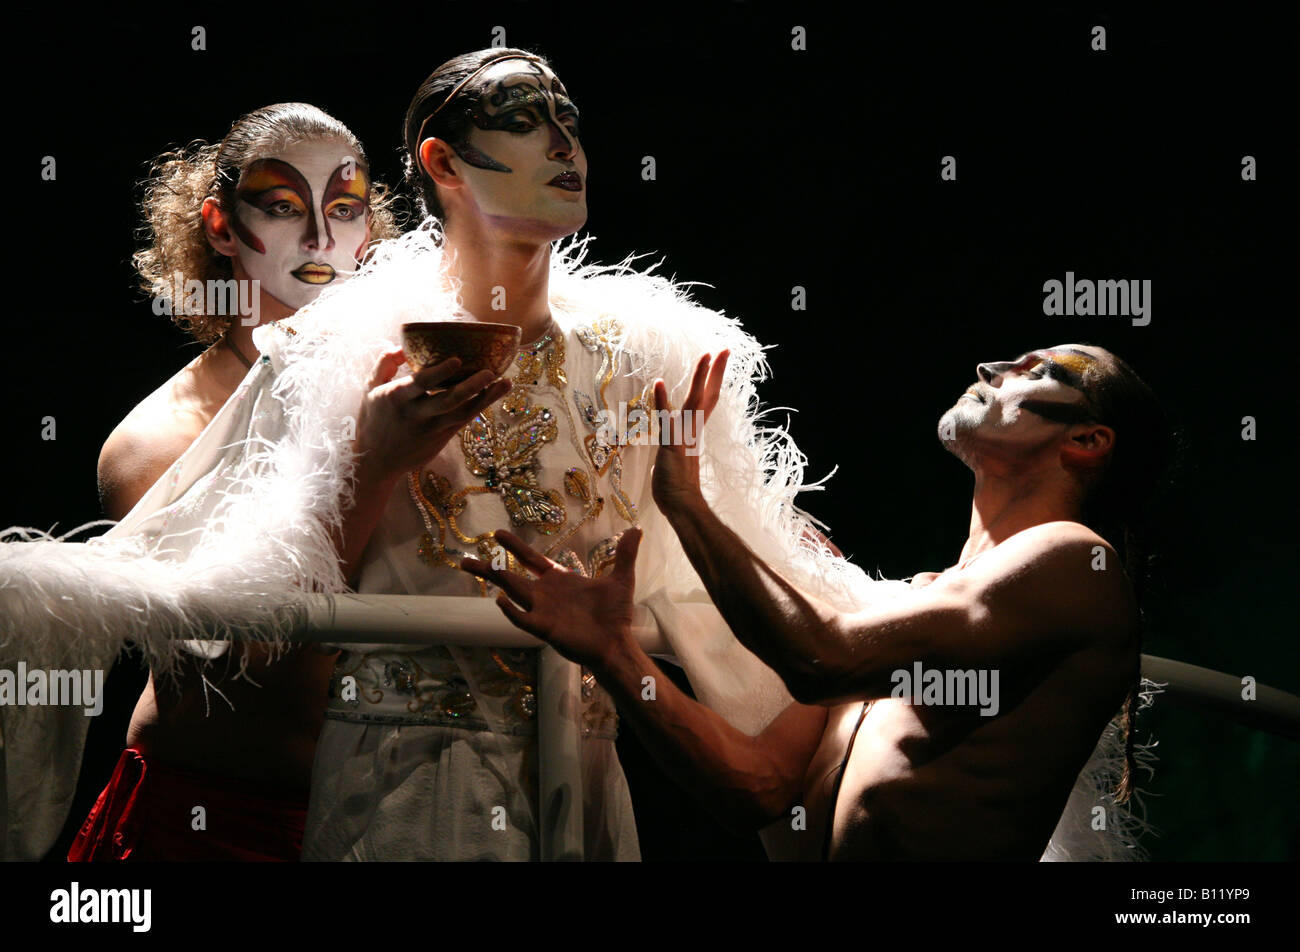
[574,389,602,429]
[564,467,592,502]
[572,318,639,526]
[579,666,618,739]
[483,648,539,724]
[516,326,567,388]
[384,659,417,694]
[589,531,625,578]
[584,433,612,475]
[553,549,587,575]
[328,651,485,727]
[461,394,567,534]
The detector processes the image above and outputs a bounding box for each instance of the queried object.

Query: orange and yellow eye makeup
[1012,349,1097,389]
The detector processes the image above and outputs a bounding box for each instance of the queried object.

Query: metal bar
[246,601,1300,741]
[538,648,584,860]
[299,593,669,653]
[1141,654,1300,741]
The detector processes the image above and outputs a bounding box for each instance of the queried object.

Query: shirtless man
[72,104,394,860]
[465,342,1166,859]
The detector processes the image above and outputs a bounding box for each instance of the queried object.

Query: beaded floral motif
[461,390,567,535]
[515,326,567,389]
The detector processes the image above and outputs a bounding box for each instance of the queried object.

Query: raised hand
[354,347,512,481]
[461,528,642,668]
[651,350,729,514]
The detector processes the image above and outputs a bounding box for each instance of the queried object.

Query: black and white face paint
[440,59,587,233]
[939,345,1102,459]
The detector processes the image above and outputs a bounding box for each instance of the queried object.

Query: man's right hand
[353,347,512,481]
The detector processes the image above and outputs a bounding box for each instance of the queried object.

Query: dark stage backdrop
[4,5,1294,861]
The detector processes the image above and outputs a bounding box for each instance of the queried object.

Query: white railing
[281,595,1300,857]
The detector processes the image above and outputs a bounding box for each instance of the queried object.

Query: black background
[4,3,1295,863]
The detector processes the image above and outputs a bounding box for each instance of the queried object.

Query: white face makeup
[229,137,370,311]
[939,344,1102,460]
[441,58,587,236]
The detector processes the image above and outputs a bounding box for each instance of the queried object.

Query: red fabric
[68,748,307,862]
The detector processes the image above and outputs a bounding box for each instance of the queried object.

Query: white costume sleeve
[0,346,302,860]
[0,266,405,860]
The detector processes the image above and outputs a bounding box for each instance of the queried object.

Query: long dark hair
[401,47,551,222]
[1076,347,1169,802]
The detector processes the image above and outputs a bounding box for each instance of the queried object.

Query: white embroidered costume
[0,221,1146,861]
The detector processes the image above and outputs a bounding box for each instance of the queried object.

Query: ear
[1060,423,1115,470]
[419,137,464,191]
[202,197,239,257]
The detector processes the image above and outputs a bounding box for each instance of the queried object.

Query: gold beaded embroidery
[401,321,629,730]
[563,467,591,502]
[461,394,567,535]
[572,319,641,525]
[516,326,567,388]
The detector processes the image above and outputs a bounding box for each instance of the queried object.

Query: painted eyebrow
[1036,355,1087,388]
[494,84,548,107]
[1004,351,1081,386]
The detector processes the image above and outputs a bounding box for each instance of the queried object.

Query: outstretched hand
[461,528,643,669]
[651,350,729,514]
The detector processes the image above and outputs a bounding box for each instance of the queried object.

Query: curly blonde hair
[134,103,400,343]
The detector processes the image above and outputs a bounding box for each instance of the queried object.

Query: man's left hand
[461,528,643,669]
[651,350,729,514]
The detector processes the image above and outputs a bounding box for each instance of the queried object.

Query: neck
[222,319,262,365]
[442,218,554,342]
[958,462,1082,567]
[225,264,294,359]
[198,279,292,388]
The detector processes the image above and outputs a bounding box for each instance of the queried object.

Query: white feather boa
[0,219,1151,862]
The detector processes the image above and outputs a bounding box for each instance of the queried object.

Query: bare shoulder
[965,521,1138,650]
[98,377,207,519]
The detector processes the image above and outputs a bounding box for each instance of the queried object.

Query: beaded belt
[326,647,514,733]
[324,647,618,740]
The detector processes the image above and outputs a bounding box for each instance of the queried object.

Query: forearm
[594,636,806,833]
[334,452,400,588]
[663,497,847,698]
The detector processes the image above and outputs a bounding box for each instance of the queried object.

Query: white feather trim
[1040,678,1161,861]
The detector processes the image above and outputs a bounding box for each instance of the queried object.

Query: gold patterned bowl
[401,321,521,386]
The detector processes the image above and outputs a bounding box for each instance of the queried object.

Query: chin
[937,405,981,461]
[491,209,587,244]
[548,203,587,234]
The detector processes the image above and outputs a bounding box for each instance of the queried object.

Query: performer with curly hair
[65,103,398,861]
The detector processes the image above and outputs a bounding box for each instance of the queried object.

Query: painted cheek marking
[452,141,513,173]
[230,206,266,254]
